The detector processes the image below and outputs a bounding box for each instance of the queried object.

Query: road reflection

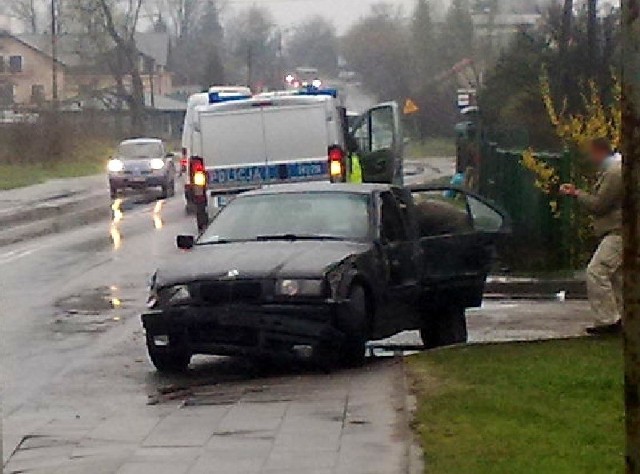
[153,200,164,230]
[110,198,123,250]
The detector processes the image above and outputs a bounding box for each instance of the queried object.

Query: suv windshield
[199,192,371,244]
[118,142,162,159]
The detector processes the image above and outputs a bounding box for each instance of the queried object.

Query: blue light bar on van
[208,92,252,104]
[296,86,338,98]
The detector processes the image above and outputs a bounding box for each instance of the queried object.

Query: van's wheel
[340,285,369,367]
[110,185,118,199]
[146,336,191,373]
[420,305,467,349]
[168,179,175,197]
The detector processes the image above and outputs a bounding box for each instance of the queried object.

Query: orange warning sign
[403,98,419,115]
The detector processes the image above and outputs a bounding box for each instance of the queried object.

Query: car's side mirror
[176,235,195,250]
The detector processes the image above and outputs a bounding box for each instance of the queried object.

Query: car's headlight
[150,158,165,170]
[108,159,124,172]
[275,279,323,297]
[155,285,192,306]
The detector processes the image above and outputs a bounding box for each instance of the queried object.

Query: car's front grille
[196,281,263,305]
[123,170,152,175]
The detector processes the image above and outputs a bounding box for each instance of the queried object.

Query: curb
[399,358,424,474]
[0,200,110,247]
[485,277,587,300]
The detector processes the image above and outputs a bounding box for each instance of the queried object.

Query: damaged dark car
[142,182,509,373]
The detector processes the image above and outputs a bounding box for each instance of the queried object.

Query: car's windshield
[199,192,370,244]
[118,142,162,159]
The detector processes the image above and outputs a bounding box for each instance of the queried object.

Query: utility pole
[51,0,58,107]
[621,1,640,472]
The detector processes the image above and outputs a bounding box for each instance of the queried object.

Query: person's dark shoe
[586,320,622,335]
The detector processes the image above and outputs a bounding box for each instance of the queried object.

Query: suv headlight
[108,159,124,172]
[275,279,323,297]
[150,158,165,170]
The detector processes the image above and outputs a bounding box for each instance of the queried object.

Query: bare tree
[587,0,598,75]
[621,1,640,472]
[7,0,38,34]
[69,0,146,133]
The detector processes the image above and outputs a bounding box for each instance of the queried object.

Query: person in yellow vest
[348,153,363,183]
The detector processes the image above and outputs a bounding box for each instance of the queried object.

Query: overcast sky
[222,0,421,34]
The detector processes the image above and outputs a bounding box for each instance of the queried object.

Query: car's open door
[349,102,403,185]
[406,185,510,308]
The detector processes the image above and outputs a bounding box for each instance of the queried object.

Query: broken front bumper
[141,301,346,358]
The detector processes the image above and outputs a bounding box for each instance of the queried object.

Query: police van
[185,87,404,227]
[181,86,252,210]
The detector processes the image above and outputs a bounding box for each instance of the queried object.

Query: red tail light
[180,148,188,168]
[328,146,345,182]
[189,156,207,202]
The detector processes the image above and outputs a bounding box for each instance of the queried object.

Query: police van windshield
[199,192,371,244]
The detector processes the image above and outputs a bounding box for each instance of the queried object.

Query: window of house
[31,84,45,104]
[9,56,23,73]
[0,82,14,106]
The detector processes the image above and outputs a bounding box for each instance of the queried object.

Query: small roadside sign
[403,98,419,115]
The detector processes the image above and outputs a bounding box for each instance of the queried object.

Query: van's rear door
[349,102,403,185]
[261,102,330,182]
[198,108,266,188]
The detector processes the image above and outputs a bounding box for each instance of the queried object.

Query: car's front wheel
[420,305,468,349]
[109,184,118,199]
[146,336,191,373]
[339,284,369,367]
[161,179,175,199]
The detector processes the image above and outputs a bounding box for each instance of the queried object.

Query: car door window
[351,115,371,153]
[370,107,394,152]
[468,195,504,232]
[380,193,407,242]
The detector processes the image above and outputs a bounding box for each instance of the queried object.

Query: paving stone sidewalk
[5,359,415,474]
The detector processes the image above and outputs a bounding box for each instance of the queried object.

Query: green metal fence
[479,142,575,271]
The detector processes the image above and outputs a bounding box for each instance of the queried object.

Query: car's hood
[155,240,370,287]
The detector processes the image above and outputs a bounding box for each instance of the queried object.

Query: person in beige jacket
[560,137,623,334]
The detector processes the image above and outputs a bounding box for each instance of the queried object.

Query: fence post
[559,148,573,268]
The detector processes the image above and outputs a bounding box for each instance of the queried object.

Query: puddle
[52,286,134,334]
[56,286,125,312]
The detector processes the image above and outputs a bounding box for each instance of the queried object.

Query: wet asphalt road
[1,186,197,456]
[1,161,454,462]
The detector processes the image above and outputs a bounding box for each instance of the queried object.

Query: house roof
[0,29,68,66]
[11,31,170,68]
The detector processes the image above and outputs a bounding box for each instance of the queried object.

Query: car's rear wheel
[340,285,369,367]
[420,305,468,349]
[146,336,191,373]
[109,185,118,199]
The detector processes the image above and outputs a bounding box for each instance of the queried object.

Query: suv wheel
[110,185,118,199]
[340,285,369,367]
[420,305,467,349]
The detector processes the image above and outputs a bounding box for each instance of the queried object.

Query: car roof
[240,182,392,197]
[120,138,163,145]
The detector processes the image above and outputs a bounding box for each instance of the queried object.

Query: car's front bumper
[109,173,167,188]
[141,301,346,359]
